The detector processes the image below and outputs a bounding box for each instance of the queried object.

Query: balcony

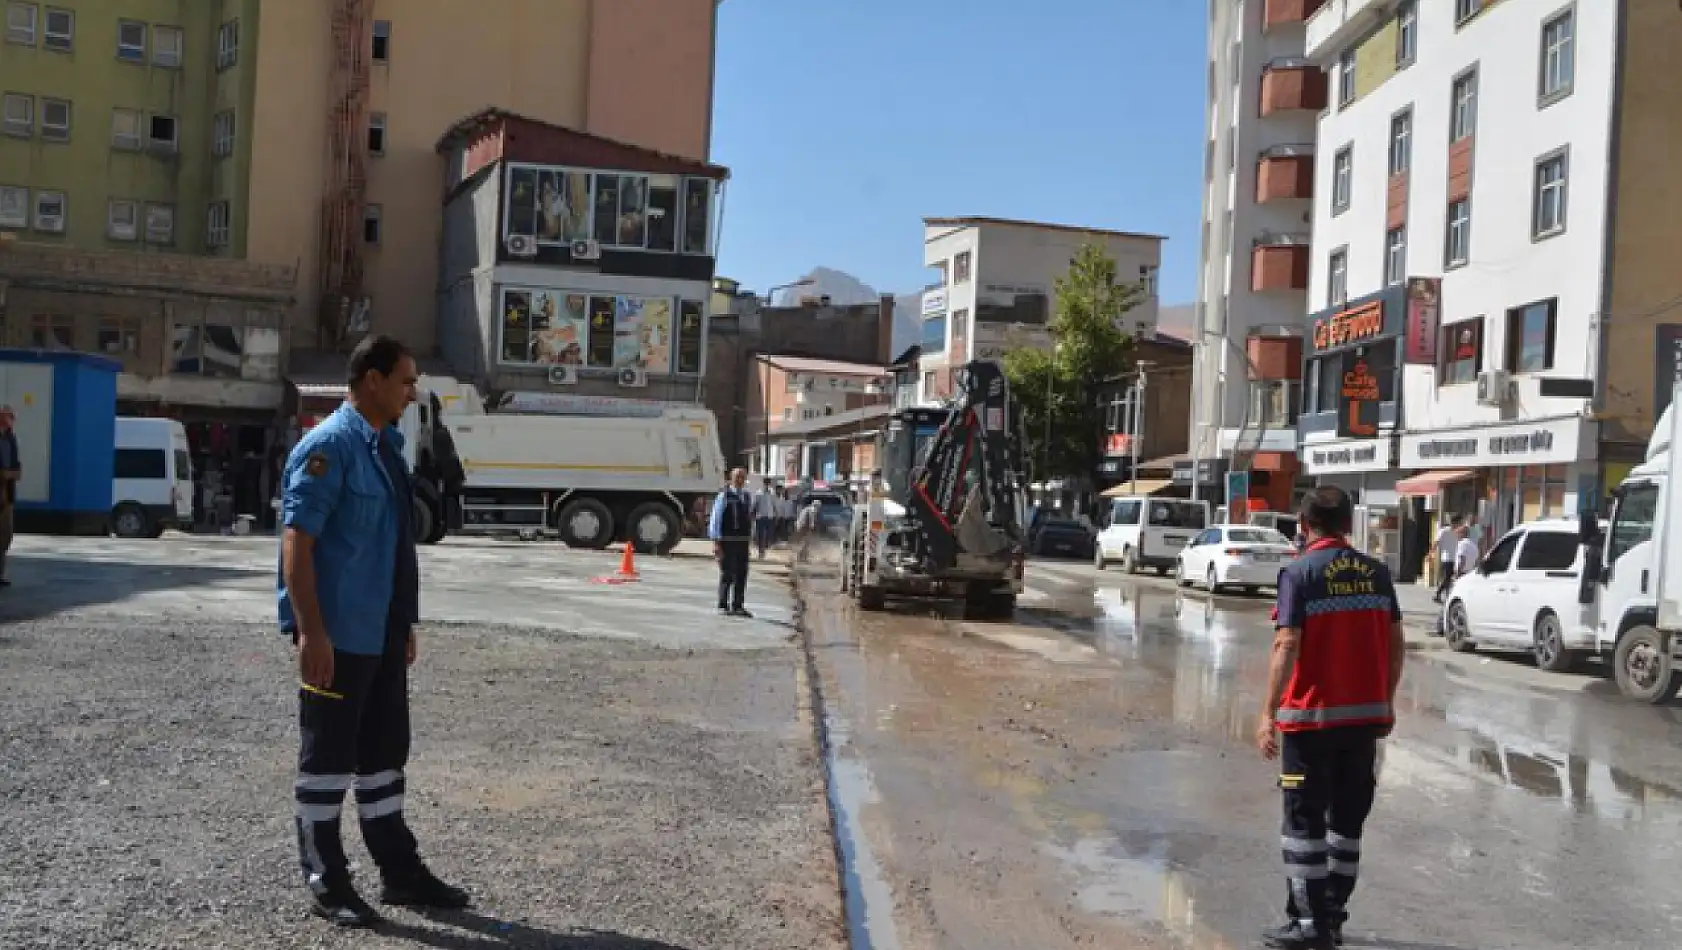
[1256,145,1316,203]
[1247,335,1304,380]
[1251,236,1311,293]
[1259,59,1328,116]
[1305,0,1386,62]
[1264,0,1329,31]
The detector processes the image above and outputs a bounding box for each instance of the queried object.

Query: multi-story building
[1299,0,1682,568]
[1189,0,1326,515]
[917,216,1163,404]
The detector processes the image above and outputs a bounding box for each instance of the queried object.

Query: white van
[111,417,195,538]
[1095,496,1210,575]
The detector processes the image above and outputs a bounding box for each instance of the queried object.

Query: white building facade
[1302,0,1614,553]
[917,216,1163,405]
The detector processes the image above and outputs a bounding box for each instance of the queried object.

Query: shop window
[1360,340,1397,402]
[29,314,73,349]
[676,300,704,374]
[498,287,677,372]
[1439,318,1481,385]
[97,317,139,357]
[1505,298,1555,373]
[171,311,279,381]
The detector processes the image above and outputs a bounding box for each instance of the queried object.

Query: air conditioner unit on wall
[547,364,577,386]
[506,234,537,257]
[570,238,601,261]
[1476,369,1514,407]
[617,366,648,388]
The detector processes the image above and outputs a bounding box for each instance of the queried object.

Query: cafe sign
[1399,415,1591,469]
[1336,352,1381,439]
[1313,299,1385,351]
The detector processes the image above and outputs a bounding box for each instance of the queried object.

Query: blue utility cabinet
[0,349,120,535]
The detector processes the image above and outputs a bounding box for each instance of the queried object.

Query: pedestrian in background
[752,476,779,559]
[1433,514,1463,603]
[709,467,754,617]
[794,497,822,564]
[278,334,468,927]
[0,405,17,588]
[1257,486,1406,950]
[1453,521,1480,583]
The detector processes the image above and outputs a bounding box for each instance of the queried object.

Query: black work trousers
[717,536,750,610]
[294,619,420,894]
[1279,724,1382,935]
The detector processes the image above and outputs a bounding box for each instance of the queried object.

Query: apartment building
[1299,0,1682,558]
[1190,0,1325,515]
[918,216,1163,404]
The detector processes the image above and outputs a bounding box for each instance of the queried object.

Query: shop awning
[1395,470,1475,496]
[1101,478,1173,498]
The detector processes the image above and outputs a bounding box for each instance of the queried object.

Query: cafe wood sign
[1313,299,1385,351]
[1337,353,1381,439]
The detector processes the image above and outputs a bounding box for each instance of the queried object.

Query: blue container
[0,349,120,535]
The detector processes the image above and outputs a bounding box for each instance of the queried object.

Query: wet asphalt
[799,552,1682,950]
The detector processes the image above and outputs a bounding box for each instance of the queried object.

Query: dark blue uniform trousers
[1279,724,1382,933]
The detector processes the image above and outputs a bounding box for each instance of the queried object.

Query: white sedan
[1175,525,1296,594]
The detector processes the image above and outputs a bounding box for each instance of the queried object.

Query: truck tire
[1614,625,1682,704]
[411,495,437,546]
[626,502,682,556]
[111,503,152,539]
[555,497,614,550]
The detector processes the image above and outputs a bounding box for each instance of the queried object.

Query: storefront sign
[1303,439,1392,475]
[922,288,947,316]
[1313,300,1385,351]
[1403,277,1441,365]
[1399,416,1590,469]
[1655,324,1682,419]
[1337,353,1381,438]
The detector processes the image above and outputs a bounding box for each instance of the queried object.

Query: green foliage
[1001,243,1149,483]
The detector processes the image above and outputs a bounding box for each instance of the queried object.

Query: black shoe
[1262,921,1337,949]
[718,605,731,615]
[730,606,754,618]
[379,864,470,909]
[310,881,380,928]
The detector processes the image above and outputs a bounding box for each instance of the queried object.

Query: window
[33,189,64,232]
[1506,298,1556,373]
[1331,146,1352,213]
[29,314,72,349]
[367,113,386,154]
[1388,109,1412,175]
[1455,0,1482,24]
[1450,69,1478,142]
[5,1,35,44]
[1337,48,1356,107]
[107,198,138,240]
[212,110,235,157]
[922,315,947,352]
[1396,0,1417,66]
[1516,531,1579,571]
[1533,150,1568,238]
[40,3,66,49]
[117,19,145,61]
[498,287,683,371]
[152,25,182,67]
[0,185,26,228]
[172,312,260,379]
[1540,8,1574,102]
[98,318,140,358]
[144,203,174,245]
[1481,532,1519,575]
[148,114,177,151]
[1139,265,1159,296]
[111,108,142,149]
[1385,226,1407,286]
[114,448,167,480]
[504,164,715,257]
[1439,318,1482,385]
[216,19,239,70]
[954,251,972,284]
[39,97,67,141]
[1252,379,1300,428]
[372,19,390,60]
[1327,248,1347,305]
[681,177,712,255]
[362,203,382,245]
[646,176,678,252]
[676,300,705,374]
[1445,198,1471,267]
[206,201,230,248]
[3,93,31,137]
[1316,356,1339,412]
[1608,481,1658,566]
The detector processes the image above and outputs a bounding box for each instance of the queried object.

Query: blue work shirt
[708,487,754,539]
[277,402,416,655]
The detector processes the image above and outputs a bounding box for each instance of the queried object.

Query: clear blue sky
[712,0,1209,304]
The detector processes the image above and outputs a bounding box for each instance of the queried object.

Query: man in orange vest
[1256,486,1406,949]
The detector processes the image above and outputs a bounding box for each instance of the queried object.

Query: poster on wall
[677,301,705,374]
[630,297,673,370]
[1404,277,1441,365]
[528,291,587,365]
[501,290,532,362]
[587,297,616,367]
[536,170,590,243]
[1655,324,1682,419]
[1336,351,1381,438]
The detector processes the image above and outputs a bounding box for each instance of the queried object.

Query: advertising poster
[529,291,587,365]
[501,289,532,362]
[613,296,647,367]
[1655,324,1682,419]
[677,301,705,374]
[535,169,589,243]
[1404,277,1441,365]
[1337,351,1382,439]
[639,297,673,370]
[587,297,616,367]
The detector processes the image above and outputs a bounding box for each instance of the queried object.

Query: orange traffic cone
[615,542,640,580]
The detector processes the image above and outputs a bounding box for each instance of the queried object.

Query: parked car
[1096,496,1210,575]
[1175,524,1295,594]
[804,491,853,536]
[1031,518,1095,559]
[1440,518,1599,672]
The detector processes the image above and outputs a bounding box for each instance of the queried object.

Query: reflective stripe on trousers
[1276,702,1391,726]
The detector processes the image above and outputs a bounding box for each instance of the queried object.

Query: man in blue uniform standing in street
[279,334,469,927]
[709,467,755,617]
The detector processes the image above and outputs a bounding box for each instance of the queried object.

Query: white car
[1440,518,1598,673]
[1175,525,1296,594]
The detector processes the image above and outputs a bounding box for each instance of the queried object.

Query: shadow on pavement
[0,555,264,625]
[389,909,696,949]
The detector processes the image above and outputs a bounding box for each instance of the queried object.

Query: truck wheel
[555,498,614,550]
[985,592,1016,620]
[411,495,437,546]
[857,585,886,611]
[626,502,682,555]
[1532,611,1577,673]
[1614,625,1682,704]
[111,503,152,539]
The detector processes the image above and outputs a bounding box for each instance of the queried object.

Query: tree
[1001,243,1149,489]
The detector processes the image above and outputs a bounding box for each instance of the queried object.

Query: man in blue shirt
[0,404,17,588]
[708,467,755,617]
[279,334,467,927]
